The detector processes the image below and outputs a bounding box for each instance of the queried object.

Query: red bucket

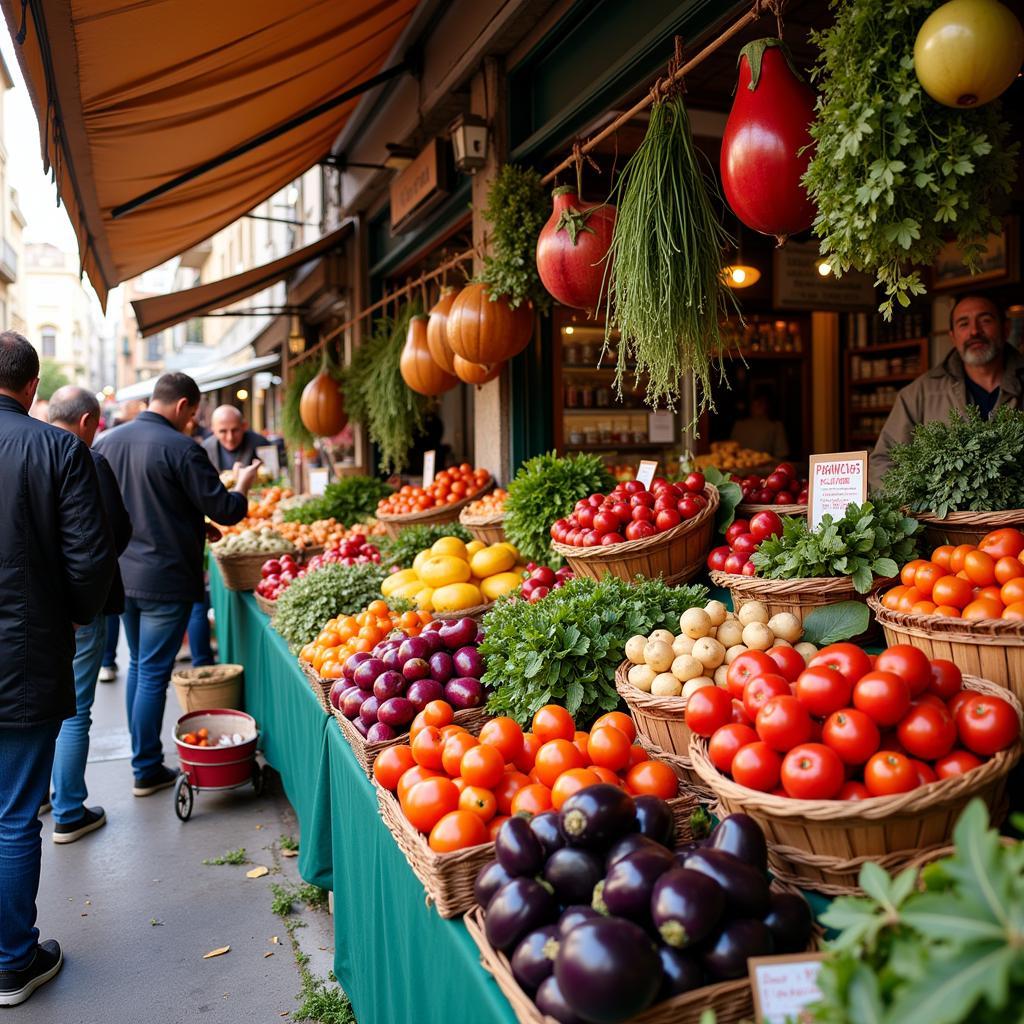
[174,709,258,790]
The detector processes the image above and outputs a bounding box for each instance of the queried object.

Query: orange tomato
[487,815,510,841]
[513,732,543,774]
[403,777,460,832]
[896,586,923,612]
[931,545,955,569]
[628,745,650,768]
[910,600,938,615]
[397,765,442,806]
[1000,578,1024,606]
[882,585,907,611]
[411,726,446,771]
[979,528,1024,560]
[994,556,1024,586]
[367,599,389,617]
[933,604,962,618]
[572,731,591,761]
[459,744,505,789]
[532,705,576,744]
[589,765,625,786]
[1003,601,1024,620]
[587,726,632,772]
[932,575,974,610]
[913,563,948,597]
[441,733,479,777]
[551,768,601,810]
[591,711,637,743]
[409,711,429,742]
[493,771,531,815]
[963,597,1004,621]
[423,700,454,728]
[977,586,1003,603]
[534,738,585,788]
[373,746,416,791]
[428,809,488,852]
[950,544,977,573]
[452,776,468,793]
[963,550,996,587]
[458,785,497,822]
[510,783,554,816]
[439,724,468,740]
[478,718,525,763]
[625,760,678,799]
[900,560,929,586]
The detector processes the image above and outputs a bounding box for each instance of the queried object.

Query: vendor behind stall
[869,293,1024,489]
[202,405,268,472]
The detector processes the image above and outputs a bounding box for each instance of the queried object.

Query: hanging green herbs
[603,92,736,415]
[803,0,1019,318]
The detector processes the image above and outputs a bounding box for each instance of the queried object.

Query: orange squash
[453,355,502,386]
[426,286,459,375]
[299,357,346,437]
[446,283,534,365]
[400,315,458,395]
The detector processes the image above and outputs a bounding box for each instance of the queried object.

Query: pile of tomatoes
[685,642,1020,800]
[731,463,808,506]
[882,528,1024,620]
[706,510,784,576]
[373,703,679,853]
[377,465,492,516]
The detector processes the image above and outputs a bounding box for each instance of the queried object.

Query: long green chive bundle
[603,94,736,415]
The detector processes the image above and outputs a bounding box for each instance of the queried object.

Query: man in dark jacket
[48,386,133,844]
[0,333,115,1007]
[94,373,259,796]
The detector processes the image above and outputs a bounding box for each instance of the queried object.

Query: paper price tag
[255,445,279,478]
[807,451,868,530]
[308,468,329,497]
[749,953,827,1024]
[635,460,659,489]
[422,449,437,489]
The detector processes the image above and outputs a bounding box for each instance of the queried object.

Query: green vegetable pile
[810,800,1024,1024]
[479,575,707,726]
[272,563,390,651]
[504,452,614,565]
[378,523,472,571]
[882,406,1024,518]
[751,500,919,593]
[282,476,393,526]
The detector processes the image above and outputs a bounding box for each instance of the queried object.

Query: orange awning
[1,0,418,306]
[130,222,353,336]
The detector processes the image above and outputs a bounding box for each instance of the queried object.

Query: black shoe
[0,940,63,1006]
[53,806,106,844]
[132,765,179,797]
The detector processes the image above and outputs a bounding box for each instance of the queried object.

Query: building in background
[0,51,20,334]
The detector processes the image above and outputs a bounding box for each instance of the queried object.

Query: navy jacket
[91,450,133,615]
[0,394,116,725]
[94,411,248,603]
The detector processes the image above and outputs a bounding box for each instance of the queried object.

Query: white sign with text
[422,449,437,489]
[749,953,827,1024]
[636,460,659,489]
[308,468,329,497]
[808,451,868,530]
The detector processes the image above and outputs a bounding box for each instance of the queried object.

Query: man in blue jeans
[95,373,259,795]
[0,334,115,1005]
[48,387,133,843]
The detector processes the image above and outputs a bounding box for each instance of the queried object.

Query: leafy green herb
[203,848,248,866]
[504,452,614,565]
[750,500,919,593]
[800,601,871,646]
[282,476,393,526]
[804,0,1019,318]
[378,523,472,571]
[882,406,1024,517]
[480,575,707,726]
[273,562,390,651]
[700,466,743,533]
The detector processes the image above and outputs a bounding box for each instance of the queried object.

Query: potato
[795,641,819,663]
[742,621,774,651]
[713,665,730,687]
[772,638,792,648]
[625,635,649,665]
[682,676,715,700]
[692,637,726,671]
[643,640,675,674]
[723,643,749,664]
[767,612,802,644]
[648,628,676,647]
[716,619,744,649]
[651,673,683,697]
[671,655,704,682]
[679,607,713,640]
[628,663,656,692]
[737,601,770,626]
[704,600,728,627]
[672,635,695,657]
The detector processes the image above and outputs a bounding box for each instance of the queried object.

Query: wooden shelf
[563,406,649,415]
[847,337,929,353]
[562,364,630,372]
[850,372,921,386]
[851,404,894,415]
[720,349,807,360]
[564,442,668,452]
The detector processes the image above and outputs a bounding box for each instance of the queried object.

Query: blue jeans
[122,598,191,779]
[187,594,214,667]
[0,722,60,970]
[102,614,119,669]
[51,616,105,824]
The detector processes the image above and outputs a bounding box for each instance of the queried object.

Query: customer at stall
[869,293,1024,489]
[94,373,261,797]
[0,334,115,1006]
[47,387,133,845]
[731,389,789,460]
[202,404,269,472]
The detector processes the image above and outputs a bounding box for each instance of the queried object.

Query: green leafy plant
[701,466,743,533]
[800,601,871,646]
[282,476,394,526]
[202,847,248,866]
[504,451,614,565]
[804,0,1019,318]
[478,164,550,310]
[37,358,70,401]
[811,799,1024,1024]
[751,500,919,593]
[479,575,707,725]
[882,406,1024,517]
[378,522,472,570]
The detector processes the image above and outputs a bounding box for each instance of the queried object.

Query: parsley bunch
[282,476,393,527]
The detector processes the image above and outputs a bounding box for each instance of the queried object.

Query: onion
[353,658,385,690]
[439,617,477,650]
[402,657,431,682]
[377,697,416,728]
[428,651,454,684]
[398,635,431,663]
[444,677,484,709]
[372,670,405,702]
[343,651,372,682]
[453,646,484,678]
[341,689,365,720]
[405,678,443,711]
[366,722,397,743]
[358,694,381,727]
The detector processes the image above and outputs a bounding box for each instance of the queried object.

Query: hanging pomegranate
[400,315,458,396]
[535,187,616,312]
[426,286,459,374]
[446,283,533,365]
[720,38,817,242]
[299,355,346,437]
[453,355,502,386]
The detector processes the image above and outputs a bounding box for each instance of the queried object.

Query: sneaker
[0,940,63,1006]
[53,807,106,844]
[132,765,179,797]
[98,664,117,683]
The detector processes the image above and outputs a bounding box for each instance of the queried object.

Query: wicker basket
[299,660,333,715]
[868,593,1024,704]
[459,508,507,546]
[376,480,496,539]
[253,592,278,618]
[212,548,296,591]
[689,675,1022,896]
[551,486,719,586]
[913,508,1024,551]
[433,602,494,623]
[171,664,244,713]
[376,783,700,919]
[736,502,807,519]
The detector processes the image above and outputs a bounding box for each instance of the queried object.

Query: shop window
[40,326,56,358]
[147,333,164,363]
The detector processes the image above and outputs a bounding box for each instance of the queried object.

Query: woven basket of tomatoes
[912,508,1024,551]
[376,466,494,538]
[373,704,696,918]
[458,488,508,546]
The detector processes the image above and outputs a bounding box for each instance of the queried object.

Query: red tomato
[947,690,974,721]
[927,659,963,701]
[839,781,870,801]
[897,703,957,762]
[874,645,932,697]
[708,723,759,774]
[742,674,792,723]
[730,699,753,727]
[955,694,1021,755]
[755,695,813,753]
[808,643,872,688]
[726,651,780,699]
[934,749,985,779]
[852,671,912,727]
[863,751,919,796]
[780,743,846,799]
[684,685,735,738]
[765,646,806,683]
[749,510,784,541]
[910,759,938,786]
[821,708,880,765]
[730,741,782,792]
[794,665,853,718]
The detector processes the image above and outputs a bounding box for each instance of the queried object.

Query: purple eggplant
[439,617,477,650]
[559,785,636,848]
[372,670,405,702]
[352,657,386,690]
[558,905,601,938]
[494,816,545,877]
[342,651,371,682]
[700,918,774,981]
[365,722,397,743]
[535,976,583,1024]
[511,924,560,993]
[484,878,557,952]
[762,892,813,954]
[650,868,725,949]
[453,645,484,678]
[605,833,663,870]
[405,678,443,711]
[427,650,454,684]
[632,795,675,847]
[398,635,431,664]
[543,848,604,907]
[444,677,484,709]
[554,917,661,1024]
[657,947,704,1000]
[596,847,675,923]
[529,811,566,858]
[377,697,416,729]
[708,813,768,873]
[474,860,513,910]
[681,848,770,920]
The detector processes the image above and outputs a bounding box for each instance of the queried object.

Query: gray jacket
[202,429,269,472]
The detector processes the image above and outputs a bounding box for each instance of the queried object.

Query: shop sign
[808,451,868,529]
[422,449,437,488]
[255,444,280,478]
[635,460,659,489]
[308,467,329,496]
[773,241,875,311]
[390,139,451,232]
[748,953,827,1023]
